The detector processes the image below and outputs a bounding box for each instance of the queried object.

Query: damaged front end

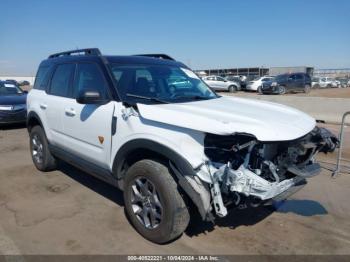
[197,127,338,218]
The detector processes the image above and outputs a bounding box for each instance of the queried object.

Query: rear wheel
[304,84,311,93]
[29,126,57,171]
[257,86,263,94]
[123,159,190,244]
[228,85,237,93]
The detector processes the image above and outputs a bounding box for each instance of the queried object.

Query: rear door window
[49,64,75,97]
[295,74,304,80]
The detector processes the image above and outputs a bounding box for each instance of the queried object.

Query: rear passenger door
[215,76,228,90]
[294,74,305,91]
[204,76,216,89]
[61,62,115,169]
[287,74,297,91]
[45,63,75,147]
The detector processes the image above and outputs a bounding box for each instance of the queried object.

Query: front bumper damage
[191,127,339,219]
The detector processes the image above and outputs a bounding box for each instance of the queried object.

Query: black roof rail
[48,48,101,59]
[133,54,175,61]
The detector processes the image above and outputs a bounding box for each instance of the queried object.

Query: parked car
[334,80,341,88]
[337,78,349,88]
[260,73,312,94]
[312,77,320,88]
[27,48,338,244]
[19,80,30,86]
[225,75,247,89]
[0,81,27,125]
[5,79,19,86]
[202,75,241,92]
[313,77,337,88]
[246,76,275,92]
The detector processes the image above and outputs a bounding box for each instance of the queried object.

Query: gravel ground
[232,87,350,99]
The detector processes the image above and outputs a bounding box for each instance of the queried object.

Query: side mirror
[76,89,108,104]
[23,90,28,94]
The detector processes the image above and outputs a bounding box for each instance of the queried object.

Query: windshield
[111,64,218,104]
[0,83,23,95]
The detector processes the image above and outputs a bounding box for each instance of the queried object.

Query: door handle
[40,103,47,110]
[65,108,76,117]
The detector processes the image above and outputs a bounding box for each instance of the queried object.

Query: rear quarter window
[33,66,51,90]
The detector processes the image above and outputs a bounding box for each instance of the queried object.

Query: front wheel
[278,86,286,95]
[123,160,190,244]
[228,85,237,93]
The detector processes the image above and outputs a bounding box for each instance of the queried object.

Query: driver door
[61,62,115,168]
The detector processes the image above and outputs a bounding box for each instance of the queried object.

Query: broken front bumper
[206,161,321,217]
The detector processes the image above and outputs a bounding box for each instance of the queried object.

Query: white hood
[137,96,316,141]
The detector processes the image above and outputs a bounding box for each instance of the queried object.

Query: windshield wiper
[126,93,169,104]
[173,95,214,101]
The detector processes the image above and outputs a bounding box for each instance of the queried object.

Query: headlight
[13,104,27,110]
[271,82,278,87]
[0,105,13,111]
[0,104,26,111]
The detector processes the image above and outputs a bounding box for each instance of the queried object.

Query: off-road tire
[124,159,190,244]
[29,126,57,171]
[278,86,286,95]
[304,84,311,93]
[228,85,237,93]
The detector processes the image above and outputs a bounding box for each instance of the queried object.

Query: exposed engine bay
[199,126,339,218]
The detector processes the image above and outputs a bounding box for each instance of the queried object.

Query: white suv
[312,77,338,88]
[27,49,338,244]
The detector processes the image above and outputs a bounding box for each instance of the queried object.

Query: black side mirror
[76,89,108,104]
[23,90,28,94]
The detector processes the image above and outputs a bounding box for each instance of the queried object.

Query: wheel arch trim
[27,111,44,132]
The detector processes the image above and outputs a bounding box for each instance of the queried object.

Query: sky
[0,0,349,76]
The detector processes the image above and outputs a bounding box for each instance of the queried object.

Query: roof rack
[48,48,101,59]
[133,54,175,61]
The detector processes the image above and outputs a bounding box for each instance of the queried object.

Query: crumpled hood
[137,96,316,141]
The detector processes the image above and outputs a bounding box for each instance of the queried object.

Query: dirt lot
[233,87,350,99]
[0,124,349,255]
